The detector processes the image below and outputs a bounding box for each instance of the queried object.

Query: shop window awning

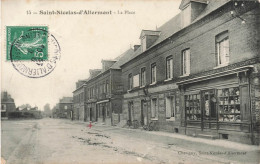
[177,65,254,86]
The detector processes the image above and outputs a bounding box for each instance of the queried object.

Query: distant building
[58,97,73,119]
[1,91,16,118]
[73,49,134,125]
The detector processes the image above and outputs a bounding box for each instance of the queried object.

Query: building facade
[73,49,134,125]
[120,0,260,145]
[58,97,73,119]
[1,91,16,118]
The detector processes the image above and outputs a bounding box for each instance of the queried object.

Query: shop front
[96,100,110,123]
[178,65,255,144]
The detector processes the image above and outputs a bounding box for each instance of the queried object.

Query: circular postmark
[9,27,61,78]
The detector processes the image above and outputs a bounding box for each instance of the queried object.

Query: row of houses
[71,0,260,145]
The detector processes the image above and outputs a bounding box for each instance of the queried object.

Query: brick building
[73,49,134,125]
[58,97,73,119]
[73,80,87,120]
[120,0,260,145]
[1,91,16,118]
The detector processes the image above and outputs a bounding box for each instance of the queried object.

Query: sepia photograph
[1,0,260,163]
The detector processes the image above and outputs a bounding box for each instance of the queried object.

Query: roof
[59,97,73,103]
[110,48,135,69]
[123,13,182,64]
[121,0,231,67]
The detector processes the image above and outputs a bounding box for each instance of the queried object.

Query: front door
[96,105,99,121]
[141,100,147,126]
[84,108,87,122]
[102,106,106,122]
[128,102,133,124]
[201,89,217,130]
[90,108,92,121]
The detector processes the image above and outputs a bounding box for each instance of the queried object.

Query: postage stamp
[6,26,61,78]
[6,26,48,61]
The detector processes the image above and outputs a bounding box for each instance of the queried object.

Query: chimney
[134,45,141,51]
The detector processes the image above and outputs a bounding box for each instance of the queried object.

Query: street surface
[1,118,259,164]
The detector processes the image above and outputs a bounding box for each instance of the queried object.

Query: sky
[1,0,182,110]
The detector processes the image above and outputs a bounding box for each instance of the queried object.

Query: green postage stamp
[6,26,48,61]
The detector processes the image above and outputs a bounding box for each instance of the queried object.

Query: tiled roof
[110,48,135,69]
[59,97,73,103]
[84,48,135,84]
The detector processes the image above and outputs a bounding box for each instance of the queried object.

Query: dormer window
[140,30,160,52]
[179,0,208,28]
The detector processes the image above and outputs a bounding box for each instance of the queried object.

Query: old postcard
[1,0,260,163]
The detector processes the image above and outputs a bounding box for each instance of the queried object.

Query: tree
[19,104,31,110]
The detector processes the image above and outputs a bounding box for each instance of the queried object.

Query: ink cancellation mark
[7,26,61,78]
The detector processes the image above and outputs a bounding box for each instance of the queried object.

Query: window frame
[216,33,229,67]
[151,98,158,120]
[151,63,157,84]
[140,67,146,87]
[165,96,176,121]
[128,73,133,90]
[166,56,173,80]
[182,49,190,76]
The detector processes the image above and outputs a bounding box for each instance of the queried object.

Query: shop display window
[218,87,241,122]
[185,94,201,121]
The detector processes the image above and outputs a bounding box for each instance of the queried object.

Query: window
[182,49,190,75]
[133,74,140,88]
[103,82,106,93]
[128,73,133,90]
[96,86,98,96]
[216,32,229,66]
[218,87,240,122]
[64,105,68,110]
[140,67,146,86]
[166,96,175,120]
[166,56,173,79]
[99,83,102,95]
[1,104,6,111]
[151,98,158,119]
[106,80,109,93]
[185,94,201,121]
[151,63,157,84]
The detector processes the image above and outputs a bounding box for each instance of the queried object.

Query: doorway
[102,106,106,122]
[84,108,87,122]
[90,108,93,121]
[141,100,147,126]
[128,101,134,125]
[201,89,217,130]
